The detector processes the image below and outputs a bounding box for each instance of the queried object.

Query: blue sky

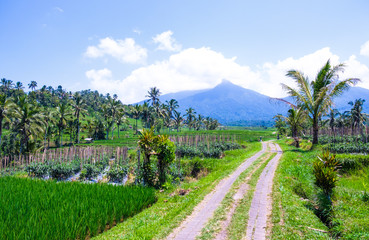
[1,0,369,103]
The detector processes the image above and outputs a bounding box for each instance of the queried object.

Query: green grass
[92,142,261,240]
[0,177,156,240]
[271,141,331,239]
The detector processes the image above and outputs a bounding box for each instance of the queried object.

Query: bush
[49,163,74,180]
[335,154,369,172]
[107,165,128,183]
[176,142,241,159]
[79,164,100,180]
[25,162,49,178]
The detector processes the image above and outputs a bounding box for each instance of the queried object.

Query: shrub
[107,165,128,183]
[49,163,74,180]
[335,154,369,172]
[79,164,100,180]
[25,162,49,178]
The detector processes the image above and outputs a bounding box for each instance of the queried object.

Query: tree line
[0,78,219,156]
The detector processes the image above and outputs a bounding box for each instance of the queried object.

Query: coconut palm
[54,100,72,147]
[172,110,183,132]
[107,96,121,139]
[15,82,24,91]
[280,60,359,145]
[146,87,161,108]
[185,107,196,130]
[72,92,87,143]
[0,93,12,145]
[28,81,38,91]
[10,95,45,154]
[165,99,179,118]
[346,99,368,140]
[324,109,340,138]
[116,110,127,138]
[131,104,142,134]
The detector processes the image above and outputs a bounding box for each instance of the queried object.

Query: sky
[1,0,369,104]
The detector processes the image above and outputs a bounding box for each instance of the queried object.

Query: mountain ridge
[138,80,369,126]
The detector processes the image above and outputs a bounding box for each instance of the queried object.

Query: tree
[324,109,340,138]
[54,100,72,147]
[72,92,87,143]
[15,82,24,91]
[131,104,142,134]
[346,99,368,141]
[10,95,45,154]
[280,60,359,145]
[0,94,12,145]
[172,110,183,132]
[115,110,127,138]
[146,87,161,109]
[107,96,121,139]
[28,81,38,91]
[185,107,196,130]
[273,114,287,136]
[165,99,179,119]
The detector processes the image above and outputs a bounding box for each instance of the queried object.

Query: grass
[0,177,156,240]
[270,141,331,239]
[92,142,261,240]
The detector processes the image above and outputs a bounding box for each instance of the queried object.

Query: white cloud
[84,37,147,64]
[360,40,369,57]
[54,7,64,13]
[86,47,369,104]
[153,31,182,52]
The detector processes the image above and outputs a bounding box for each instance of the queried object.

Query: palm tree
[0,93,12,145]
[195,114,204,130]
[28,81,38,91]
[72,92,87,143]
[10,95,45,154]
[280,60,359,145]
[54,100,72,147]
[115,110,127,138]
[43,107,56,149]
[15,82,24,91]
[185,107,196,130]
[346,99,368,140]
[172,110,183,132]
[131,104,142,134]
[107,96,121,139]
[146,87,161,108]
[165,99,179,118]
[101,104,112,140]
[324,109,340,138]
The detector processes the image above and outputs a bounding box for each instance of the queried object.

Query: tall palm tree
[28,81,38,91]
[0,93,12,145]
[324,109,340,138]
[146,87,161,108]
[54,100,72,147]
[282,107,307,139]
[10,95,45,154]
[131,104,142,134]
[280,60,359,145]
[195,114,204,130]
[72,92,87,143]
[346,99,368,140]
[185,107,196,130]
[15,82,24,91]
[172,110,183,132]
[165,99,179,118]
[115,110,127,138]
[107,96,121,139]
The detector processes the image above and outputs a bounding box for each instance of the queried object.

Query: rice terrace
[1,1,369,240]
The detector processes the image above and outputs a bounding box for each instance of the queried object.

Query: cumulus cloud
[153,31,182,52]
[86,47,369,104]
[85,37,147,64]
[360,40,369,57]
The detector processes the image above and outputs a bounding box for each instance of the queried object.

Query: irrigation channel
[166,141,282,240]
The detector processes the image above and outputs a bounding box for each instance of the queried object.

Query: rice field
[0,177,156,240]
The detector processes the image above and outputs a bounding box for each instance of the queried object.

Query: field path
[245,142,282,240]
[166,142,268,240]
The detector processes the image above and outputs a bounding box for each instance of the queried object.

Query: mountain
[139,80,369,126]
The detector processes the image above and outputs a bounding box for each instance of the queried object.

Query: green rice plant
[0,177,156,240]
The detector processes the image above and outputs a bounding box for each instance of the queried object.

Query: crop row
[176,142,241,158]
